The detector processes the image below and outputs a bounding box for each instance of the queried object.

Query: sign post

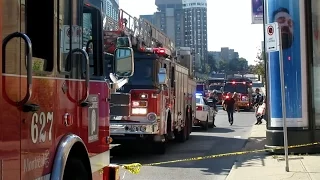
[265,22,289,172]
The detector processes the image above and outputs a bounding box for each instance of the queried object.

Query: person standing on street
[254,88,264,125]
[207,92,218,127]
[232,92,240,112]
[223,92,236,125]
[209,91,218,111]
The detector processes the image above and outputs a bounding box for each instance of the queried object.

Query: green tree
[238,58,248,72]
[248,65,256,73]
[227,57,249,72]
[254,49,265,76]
[201,63,211,75]
[218,60,228,72]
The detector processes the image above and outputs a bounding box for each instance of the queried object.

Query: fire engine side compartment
[173,64,190,131]
[188,78,197,128]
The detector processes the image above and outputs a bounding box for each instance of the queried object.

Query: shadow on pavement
[192,127,235,133]
[234,136,268,169]
[111,133,256,177]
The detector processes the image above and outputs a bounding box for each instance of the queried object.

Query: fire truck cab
[0,1,133,180]
[222,78,253,111]
[104,10,196,154]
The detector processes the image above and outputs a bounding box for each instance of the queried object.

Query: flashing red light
[232,81,236,84]
[226,96,230,99]
[242,82,246,84]
[139,47,145,51]
[154,48,166,55]
[196,106,203,111]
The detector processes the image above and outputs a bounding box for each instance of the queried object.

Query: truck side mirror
[114,47,134,77]
[158,68,167,85]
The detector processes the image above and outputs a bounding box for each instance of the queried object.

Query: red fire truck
[0,1,134,180]
[104,10,197,154]
[222,78,253,111]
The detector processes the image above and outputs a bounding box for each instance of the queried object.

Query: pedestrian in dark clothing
[223,92,236,125]
[208,91,218,111]
[207,92,218,127]
[254,88,264,125]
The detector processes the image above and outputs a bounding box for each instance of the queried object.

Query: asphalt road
[111,108,257,180]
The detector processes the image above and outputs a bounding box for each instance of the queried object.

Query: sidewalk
[226,123,320,180]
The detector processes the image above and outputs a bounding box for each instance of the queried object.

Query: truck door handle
[2,32,36,107]
[65,48,90,107]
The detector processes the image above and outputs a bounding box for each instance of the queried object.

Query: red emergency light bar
[139,47,171,56]
[228,81,249,85]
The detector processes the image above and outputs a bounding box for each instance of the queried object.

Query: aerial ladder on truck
[104,10,196,154]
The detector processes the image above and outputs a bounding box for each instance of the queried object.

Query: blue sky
[119,0,263,64]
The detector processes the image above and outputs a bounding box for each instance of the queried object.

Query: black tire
[166,112,172,133]
[209,116,214,128]
[186,107,191,140]
[202,116,209,130]
[63,158,90,180]
[153,142,166,154]
[177,125,188,143]
[189,108,193,135]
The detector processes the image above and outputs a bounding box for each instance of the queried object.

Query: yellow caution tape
[121,141,320,174]
[122,163,142,174]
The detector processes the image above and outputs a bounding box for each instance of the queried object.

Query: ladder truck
[0,1,134,179]
[104,10,196,154]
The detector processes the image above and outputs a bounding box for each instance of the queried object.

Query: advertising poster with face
[311,1,320,127]
[267,0,308,127]
[251,0,263,24]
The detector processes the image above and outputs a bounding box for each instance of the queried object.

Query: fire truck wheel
[166,111,172,134]
[176,124,188,143]
[186,108,191,140]
[202,116,209,130]
[63,158,90,180]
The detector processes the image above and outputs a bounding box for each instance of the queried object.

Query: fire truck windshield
[128,59,153,85]
[196,84,205,92]
[209,85,222,91]
[224,83,248,94]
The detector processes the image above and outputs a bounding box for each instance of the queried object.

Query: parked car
[194,93,216,130]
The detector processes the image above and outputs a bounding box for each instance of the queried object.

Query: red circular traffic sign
[267,26,274,35]
[67,28,71,37]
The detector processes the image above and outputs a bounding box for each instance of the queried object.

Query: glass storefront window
[311,0,320,128]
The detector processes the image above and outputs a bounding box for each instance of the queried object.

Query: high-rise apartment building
[220,47,230,61]
[100,0,119,30]
[140,15,156,26]
[154,0,184,46]
[182,0,208,64]
[140,0,208,66]
[104,0,119,20]
[220,47,239,61]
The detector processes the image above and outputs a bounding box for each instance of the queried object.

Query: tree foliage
[206,53,249,73]
[254,49,265,76]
